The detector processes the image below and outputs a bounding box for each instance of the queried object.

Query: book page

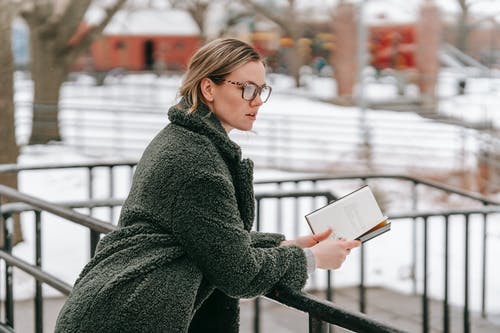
[306,186,385,240]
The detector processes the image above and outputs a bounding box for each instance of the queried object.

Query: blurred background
[1,1,500,332]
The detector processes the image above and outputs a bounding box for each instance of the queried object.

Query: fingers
[344,239,362,249]
[313,228,332,243]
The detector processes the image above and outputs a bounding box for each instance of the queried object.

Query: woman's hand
[280,228,333,248]
[310,237,361,270]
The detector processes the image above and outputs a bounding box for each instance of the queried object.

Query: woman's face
[205,60,267,133]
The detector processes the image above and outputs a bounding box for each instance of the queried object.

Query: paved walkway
[3,287,499,332]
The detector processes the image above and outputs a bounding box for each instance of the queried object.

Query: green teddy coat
[55,100,308,332]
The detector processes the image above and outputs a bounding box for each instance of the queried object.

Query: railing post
[464,214,470,333]
[277,182,283,233]
[411,181,418,295]
[481,211,487,318]
[359,179,366,313]
[34,210,43,333]
[443,215,450,333]
[254,198,261,333]
[254,298,261,333]
[326,270,332,302]
[88,167,99,258]
[359,244,366,313]
[309,315,328,333]
[3,212,14,328]
[423,216,429,333]
[108,166,115,224]
[326,192,336,301]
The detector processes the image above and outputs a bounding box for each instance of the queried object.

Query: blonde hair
[179,38,262,113]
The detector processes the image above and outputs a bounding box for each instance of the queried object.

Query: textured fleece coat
[55,100,308,332]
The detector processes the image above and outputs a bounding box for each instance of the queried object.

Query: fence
[1,161,499,332]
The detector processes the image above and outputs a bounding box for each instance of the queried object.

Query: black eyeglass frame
[221,79,272,103]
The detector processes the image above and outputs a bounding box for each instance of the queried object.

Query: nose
[250,94,264,107]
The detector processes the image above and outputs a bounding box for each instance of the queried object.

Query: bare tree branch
[217,11,254,38]
[168,0,211,39]
[64,0,127,62]
[240,0,292,34]
[55,0,93,48]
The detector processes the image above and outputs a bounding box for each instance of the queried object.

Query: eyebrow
[244,80,267,87]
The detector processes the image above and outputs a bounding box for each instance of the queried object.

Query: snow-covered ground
[5,68,500,318]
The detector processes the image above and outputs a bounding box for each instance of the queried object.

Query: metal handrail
[0,251,72,295]
[2,161,497,205]
[267,289,405,333]
[254,173,500,206]
[0,160,137,173]
[0,185,115,234]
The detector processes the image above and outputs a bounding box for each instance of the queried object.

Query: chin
[242,124,254,132]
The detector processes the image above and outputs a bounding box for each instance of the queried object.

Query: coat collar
[168,99,242,164]
[168,99,255,231]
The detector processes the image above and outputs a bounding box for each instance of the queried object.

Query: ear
[200,77,215,102]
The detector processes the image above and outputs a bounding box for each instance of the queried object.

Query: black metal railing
[0,161,135,258]
[2,162,500,332]
[0,185,116,333]
[0,184,405,332]
[254,174,500,333]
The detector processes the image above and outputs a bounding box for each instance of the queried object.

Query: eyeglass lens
[242,83,271,102]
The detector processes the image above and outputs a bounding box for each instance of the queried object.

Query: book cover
[305,185,390,243]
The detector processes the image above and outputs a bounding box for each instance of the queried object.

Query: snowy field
[5,68,500,318]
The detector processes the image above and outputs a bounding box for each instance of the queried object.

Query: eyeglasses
[222,79,272,103]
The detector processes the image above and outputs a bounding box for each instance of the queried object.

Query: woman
[55,38,360,332]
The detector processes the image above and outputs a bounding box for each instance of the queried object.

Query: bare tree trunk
[28,30,66,144]
[22,0,126,145]
[456,0,470,53]
[290,40,302,87]
[0,0,23,245]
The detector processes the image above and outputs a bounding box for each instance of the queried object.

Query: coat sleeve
[250,231,285,248]
[170,174,308,298]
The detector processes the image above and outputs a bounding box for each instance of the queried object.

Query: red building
[76,9,201,72]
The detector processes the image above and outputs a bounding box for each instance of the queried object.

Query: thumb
[345,239,362,249]
[313,228,332,243]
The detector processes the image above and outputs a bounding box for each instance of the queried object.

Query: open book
[305,185,390,243]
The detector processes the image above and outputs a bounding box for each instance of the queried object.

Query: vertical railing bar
[34,211,43,333]
[254,298,261,333]
[412,181,418,295]
[0,194,3,324]
[128,165,134,187]
[277,182,283,234]
[326,269,332,302]
[423,216,429,333]
[360,244,365,314]
[443,215,450,333]
[309,315,327,333]
[108,166,115,224]
[310,184,319,292]
[325,193,335,303]
[294,182,300,239]
[464,214,470,333]
[481,212,487,318]
[254,198,261,333]
[359,178,367,313]
[88,167,99,258]
[3,213,14,328]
